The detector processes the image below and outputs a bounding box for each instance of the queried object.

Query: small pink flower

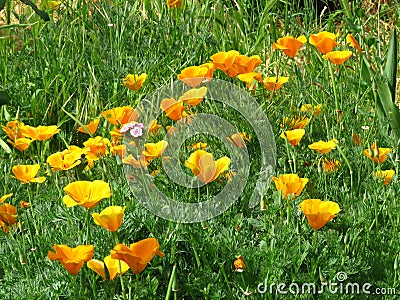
[120,122,144,137]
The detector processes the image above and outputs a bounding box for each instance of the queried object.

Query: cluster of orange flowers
[2,121,60,151]
[273,31,361,65]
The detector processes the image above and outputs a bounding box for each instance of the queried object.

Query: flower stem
[113,232,126,300]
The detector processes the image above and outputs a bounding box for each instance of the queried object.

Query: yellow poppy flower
[281,116,309,130]
[280,129,305,146]
[83,136,111,167]
[102,106,138,127]
[273,35,307,58]
[48,244,94,275]
[22,125,60,141]
[363,142,391,164]
[47,148,83,171]
[308,139,338,154]
[322,50,352,65]
[309,31,339,54]
[178,87,207,106]
[263,76,289,91]
[346,34,362,52]
[299,199,340,230]
[63,180,111,209]
[122,73,147,91]
[185,150,231,183]
[20,201,31,209]
[87,255,129,280]
[272,174,309,198]
[375,170,395,185]
[12,164,46,184]
[110,238,164,274]
[92,206,125,232]
[142,140,168,161]
[8,137,33,152]
[78,118,100,135]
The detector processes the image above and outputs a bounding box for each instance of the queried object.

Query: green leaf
[376,81,400,141]
[0,0,5,12]
[0,137,11,154]
[19,0,50,22]
[0,91,10,106]
[384,29,397,103]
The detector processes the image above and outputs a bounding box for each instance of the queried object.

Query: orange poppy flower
[237,71,263,90]
[142,140,168,161]
[148,120,162,134]
[8,138,33,152]
[92,206,125,232]
[228,55,262,77]
[210,50,240,72]
[272,174,309,198]
[63,180,111,209]
[122,73,147,91]
[375,170,395,185]
[166,0,182,8]
[87,255,130,280]
[233,255,245,272]
[299,199,340,230]
[48,244,94,275]
[78,119,100,135]
[321,159,341,173]
[0,193,13,204]
[363,142,391,164]
[185,150,231,183]
[177,65,212,87]
[102,106,139,127]
[22,125,60,141]
[346,34,362,52]
[280,129,305,146]
[309,31,339,54]
[1,120,27,141]
[263,77,289,91]
[0,203,18,225]
[227,132,250,148]
[47,148,83,171]
[12,164,46,184]
[308,139,338,154]
[20,201,31,208]
[110,238,164,274]
[83,136,111,167]
[322,51,352,65]
[122,154,150,168]
[160,98,187,121]
[273,35,307,58]
[178,87,207,106]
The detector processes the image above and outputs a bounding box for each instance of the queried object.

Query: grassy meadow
[0,0,399,299]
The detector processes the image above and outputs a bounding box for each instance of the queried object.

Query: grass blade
[384,29,398,103]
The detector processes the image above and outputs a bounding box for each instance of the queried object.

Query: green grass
[1,0,400,299]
